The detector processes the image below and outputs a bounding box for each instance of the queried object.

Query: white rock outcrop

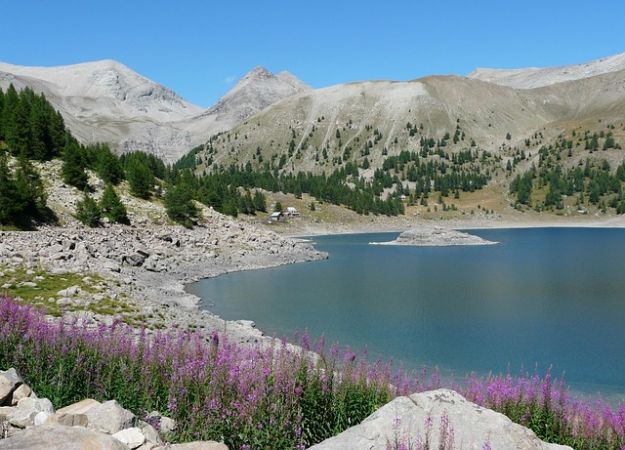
[309,389,571,450]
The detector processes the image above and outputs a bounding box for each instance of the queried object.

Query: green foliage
[125,157,155,199]
[0,85,67,160]
[62,142,89,191]
[0,153,53,228]
[164,180,198,227]
[99,184,129,224]
[75,191,102,227]
[90,144,124,185]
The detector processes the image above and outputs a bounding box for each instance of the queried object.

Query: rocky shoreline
[0,207,326,346]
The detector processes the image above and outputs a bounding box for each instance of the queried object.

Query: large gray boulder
[8,397,54,428]
[309,389,572,450]
[0,424,130,449]
[85,400,137,434]
[0,369,22,405]
[56,398,101,416]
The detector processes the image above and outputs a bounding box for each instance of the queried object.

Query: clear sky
[1,0,624,107]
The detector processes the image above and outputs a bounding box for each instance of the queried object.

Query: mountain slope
[0,61,309,162]
[468,51,625,89]
[189,66,625,180]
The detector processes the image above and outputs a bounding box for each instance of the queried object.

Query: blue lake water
[189,228,625,398]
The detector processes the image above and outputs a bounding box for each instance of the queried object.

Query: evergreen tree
[0,153,21,225]
[94,145,124,184]
[164,182,198,227]
[99,184,129,224]
[126,158,154,199]
[75,191,102,227]
[253,190,267,212]
[62,142,89,190]
[13,157,47,218]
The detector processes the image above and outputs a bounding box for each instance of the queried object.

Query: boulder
[112,427,146,449]
[10,383,32,405]
[146,411,176,435]
[123,253,147,267]
[8,397,54,428]
[308,389,571,450]
[46,412,89,427]
[139,421,162,444]
[57,285,81,297]
[57,398,101,416]
[0,424,130,449]
[85,400,137,434]
[0,369,23,405]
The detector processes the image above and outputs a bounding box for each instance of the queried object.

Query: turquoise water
[188,228,625,397]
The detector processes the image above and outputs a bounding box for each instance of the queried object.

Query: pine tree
[253,190,267,212]
[62,142,89,190]
[0,153,20,225]
[99,184,129,224]
[126,159,154,199]
[94,145,124,184]
[13,157,47,218]
[75,191,101,227]
[164,183,198,227]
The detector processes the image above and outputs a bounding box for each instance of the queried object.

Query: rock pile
[0,368,228,450]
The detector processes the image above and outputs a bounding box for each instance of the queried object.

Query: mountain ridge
[0,60,310,162]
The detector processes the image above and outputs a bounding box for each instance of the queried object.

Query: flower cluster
[0,297,623,449]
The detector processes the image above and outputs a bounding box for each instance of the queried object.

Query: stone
[0,368,23,406]
[112,427,146,449]
[10,383,32,406]
[165,442,229,450]
[46,412,89,427]
[0,424,130,449]
[8,397,54,428]
[308,389,572,450]
[139,421,162,444]
[146,411,176,435]
[57,285,81,297]
[0,406,15,418]
[85,400,137,434]
[123,253,146,267]
[56,398,101,416]
[103,258,122,273]
[33,411,52,426]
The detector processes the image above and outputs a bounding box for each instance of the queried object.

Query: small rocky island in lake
[370,227,497,246]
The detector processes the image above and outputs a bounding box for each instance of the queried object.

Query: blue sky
[1,0,624,107]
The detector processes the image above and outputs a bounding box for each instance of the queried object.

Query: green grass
[0,266,136,318]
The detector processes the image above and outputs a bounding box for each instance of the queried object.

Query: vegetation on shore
[1,297,623,449]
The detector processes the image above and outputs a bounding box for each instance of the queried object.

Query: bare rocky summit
[370,227,497,246]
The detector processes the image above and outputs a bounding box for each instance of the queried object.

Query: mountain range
[0,60,310,162]
[1,51,624,166]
